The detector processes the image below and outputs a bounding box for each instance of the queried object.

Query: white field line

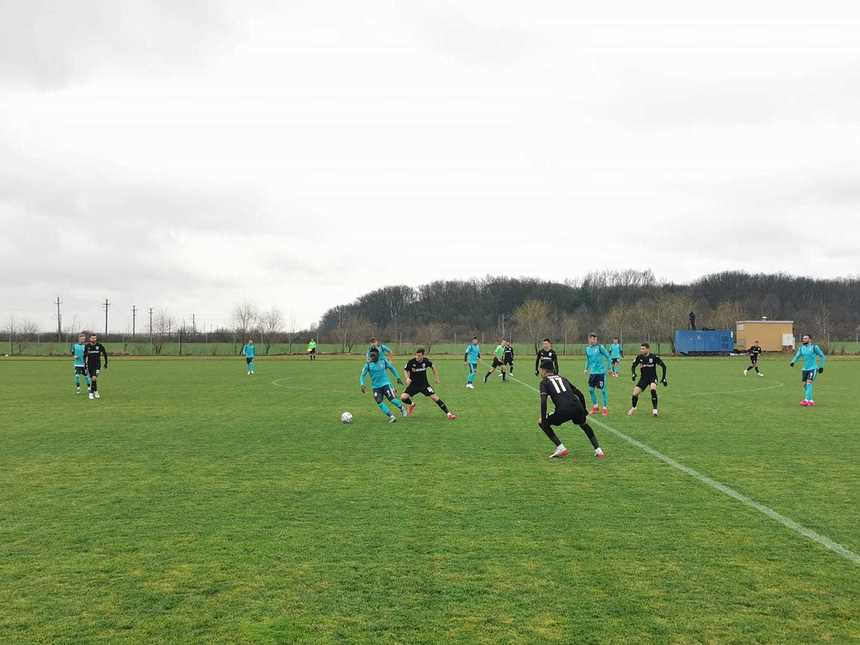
[505,372,860,565]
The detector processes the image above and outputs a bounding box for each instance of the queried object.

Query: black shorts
[74,366,87,375]
[503,357,514,366]
[802,369,817,383]
[491,357,504,368]
[636,376,657,391]
[245,357,254,365]
[309,348,316,354]
[611,358,620,366]
[405,382,435,397]
[372,385,396,404]
[86,363,101,376]
[750,355,759,364]
[588,374,606,389]
[547,406,587,427]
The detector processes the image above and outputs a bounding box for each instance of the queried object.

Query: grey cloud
[0,0,238,89]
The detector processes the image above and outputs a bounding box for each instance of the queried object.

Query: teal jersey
[72,343,86,367]
[793,344,825,371]
[242,344,256,358]
[609,343,623,359]
[360,358,401,388]
[465,344,481,364]
[584,344,610,374]
[367,344,391,359]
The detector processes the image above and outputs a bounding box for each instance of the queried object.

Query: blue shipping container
[674,330,734,355]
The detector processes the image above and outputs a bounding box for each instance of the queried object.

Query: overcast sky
[2,1,859,333]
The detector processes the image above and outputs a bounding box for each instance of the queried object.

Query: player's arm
[790,347,802,366]
[535,352,541,375]
[403,364,412,385]
[359,364,369,391]
[100,344,108,368]
[656,356,668,384]
[570,382,587,409]
[431,364,440,384]
[539,382,549,423]
[464,350,469,364]
[386,360,403,384]
[815,345,826,372]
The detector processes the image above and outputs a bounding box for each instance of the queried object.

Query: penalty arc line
[505,373,860,565]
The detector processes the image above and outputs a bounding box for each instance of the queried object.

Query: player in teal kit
[790,334,826,407]
[241,339,257,375]
[360,349,406,422]
[608,337,623,377]
[367,337,392,361]
[71,333,91,394]
[464,337,481,389]
[584,333,611,415]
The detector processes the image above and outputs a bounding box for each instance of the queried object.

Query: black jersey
[535,348,559,373]
[503,345,514,361]
[632,353,666,381]
[404,358,433,388]
[84,343,108,369]
[748,345,762,358]
[539,374,586,420]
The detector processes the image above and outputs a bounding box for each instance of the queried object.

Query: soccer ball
[340,411,353,424]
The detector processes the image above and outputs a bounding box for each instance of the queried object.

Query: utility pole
[55,297,62,342]
[131,305,137,338]
[191,313,196,335]
[103,299,110,336]
[148,307,154,355]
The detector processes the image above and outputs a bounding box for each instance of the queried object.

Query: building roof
[737,320,793,324]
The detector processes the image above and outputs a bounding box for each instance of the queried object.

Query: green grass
[1,355,858,643]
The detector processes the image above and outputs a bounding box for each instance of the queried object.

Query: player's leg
[74,367,81,392]
[401,389,416,416]
[649,382,659,415]
[538,413,568,458]
[588,377,598,411]
[805,371,816,404]
[628,386,642,415]
[385,386,406,416]
[484,364,494,382]
[429,391,455,419]
[466,362,477,387]
[373,388,396,419]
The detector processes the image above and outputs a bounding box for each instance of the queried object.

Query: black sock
[651,390,658,409]
[632,394,639,407]
[402,395,412,405]
[92,380,98,392]
[755,365,760,373]
[580,423,600,449]
[539,421,562,447]
[484,371,492,382]
[435,399,449,413]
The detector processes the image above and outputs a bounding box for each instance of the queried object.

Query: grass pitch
[1,355,858,643]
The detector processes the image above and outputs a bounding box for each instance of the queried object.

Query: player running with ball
[537,360,605,460]
[628,343,667,417]
[360,349,406,423]
[401,349,456,420]
[790,334,826,406]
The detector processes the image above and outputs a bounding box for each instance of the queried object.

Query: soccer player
[584,333,611,416]
[484,339,508,383]
[464,337,480,389]
[401,348,456,420]
[71,333,91,394]
[790,334,826,406]
[360,349,405,422]
[628,343,667,417]
[534,338,559,376]
[242,339,256,375]
[744,340,764,376]
[608,337,623,377]
[503,340,515,374]
[537,359,605,460]
[367,337,392,361]
[84,333,108,400]
[307,338,317,360]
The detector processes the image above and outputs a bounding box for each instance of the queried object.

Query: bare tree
[710,300,747,331]
[233,302,259,349]
[260,307,283,355]
[559,312,583,355]
[513,300,553,352]
[152,310,175,355]
[416,321,445,354]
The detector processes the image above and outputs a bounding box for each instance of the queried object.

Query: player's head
[754,339,760,345]
[78,333,86,343]
[248,339,254,344]
[539,359,556,377]
[415,348,425,359]
[588,333,598,345]
[471,336,479,344]
[639,342,650,354]
[612,336,619,343]
[801,334,811,345]
[368,349,380,362]
[542,338,552,350]
[369,337,378,346]
[89,333,97,343]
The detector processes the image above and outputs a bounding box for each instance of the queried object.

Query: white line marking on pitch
[684,380,785,398]
[506,373,860,565]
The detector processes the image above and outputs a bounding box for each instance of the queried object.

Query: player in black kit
[503,340,515,374]
[744,341,764,376]
[628,343,667,417]
[401,349,457,420]
[537,360,605,460]
[534,338,559,376]
[84,333,109,400]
